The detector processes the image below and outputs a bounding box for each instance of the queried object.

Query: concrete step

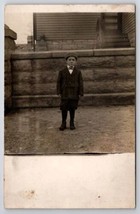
[104,26,118,30]
[102,42,130,48]
[12,92,135,108]
[104,22,118,26]
[104,34,128,39]
[104,30,121,34]
[104,19,118,24]
[103,37,129,43]
[104,13,118,16]
[102,33,130,48]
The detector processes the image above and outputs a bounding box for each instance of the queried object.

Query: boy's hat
[65,53,78,60]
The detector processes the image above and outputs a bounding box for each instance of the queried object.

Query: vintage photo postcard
[4,4,135,208]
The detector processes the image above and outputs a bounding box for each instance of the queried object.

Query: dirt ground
[5,105,135,155]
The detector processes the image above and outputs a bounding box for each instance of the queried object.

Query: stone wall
[11,49,135,108]
[36,40,96,51]
[5,25,17,112]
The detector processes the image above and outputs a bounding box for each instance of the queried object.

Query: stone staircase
[11,48,135,108]
[100,13,130,48]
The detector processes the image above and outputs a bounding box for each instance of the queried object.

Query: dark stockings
[59,110,67,130]
[69,109,75,129]
[69,109,75,124]
[62,110,67,123]
[60,109,76,130]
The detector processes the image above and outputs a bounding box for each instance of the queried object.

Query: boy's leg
[69,108,75,130]
[59,110,67,131]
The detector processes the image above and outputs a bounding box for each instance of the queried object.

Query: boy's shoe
[70,122,75,130]
[59,122,66,131]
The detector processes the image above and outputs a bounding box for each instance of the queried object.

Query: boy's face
[66,57,77,67]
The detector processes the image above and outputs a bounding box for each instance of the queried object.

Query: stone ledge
[11,48,135,60]
[12,92,135,108]
[94,48,135,56]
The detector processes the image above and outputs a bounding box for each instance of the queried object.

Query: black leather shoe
[59,122,66,131]
[70,122,75,130]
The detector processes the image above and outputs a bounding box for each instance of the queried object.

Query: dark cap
[65,53,78,61]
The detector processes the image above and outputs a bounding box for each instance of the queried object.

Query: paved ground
[5,105,135,154]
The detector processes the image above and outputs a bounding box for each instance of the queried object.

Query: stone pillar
[5,25,17,113]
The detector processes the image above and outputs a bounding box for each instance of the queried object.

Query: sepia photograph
[4,4,135,208]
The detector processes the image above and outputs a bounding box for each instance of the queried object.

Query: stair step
[104,38,129,43]
[104,40,130,44]
[102,43,130,48]
[104,22,118,26]
[104,35,128,40]
[104,19,118,24]
[104,26,118,30]
[104,30,120,34]
[104,13,118,17]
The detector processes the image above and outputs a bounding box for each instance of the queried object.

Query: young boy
[57,53,84,131]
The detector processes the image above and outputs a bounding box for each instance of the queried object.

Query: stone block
[115,56,135,67]
[116,68,135,79]
[5,61,11,73]
[12,70,58,84]
[13,83,57,95]
[5,85,12,110]
[33,58,65,71]
[11,52,53,60]
[5,72,12,85]
[12,60,33,72]
[93,68,116,81]
[13,95,60,108]
[81,69,94,81]
[84,81,116,94]
[79,56,115,68]
[5,85,12,98]
[91,93,135,106]
[93,68,135,81]
[5,50,12,61]
[84,80,134,94]
[115,80,135,92]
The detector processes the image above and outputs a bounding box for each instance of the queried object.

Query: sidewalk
[5,105,135,155]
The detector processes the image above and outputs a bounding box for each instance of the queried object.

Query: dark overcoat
[57,67,84,100]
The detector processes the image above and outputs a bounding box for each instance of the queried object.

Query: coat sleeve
[57,70,62,95]
[78,71,84,96]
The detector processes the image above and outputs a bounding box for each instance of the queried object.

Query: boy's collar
[67,65,74,69]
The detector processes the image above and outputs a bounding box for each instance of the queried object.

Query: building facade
[33,12,135,51]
